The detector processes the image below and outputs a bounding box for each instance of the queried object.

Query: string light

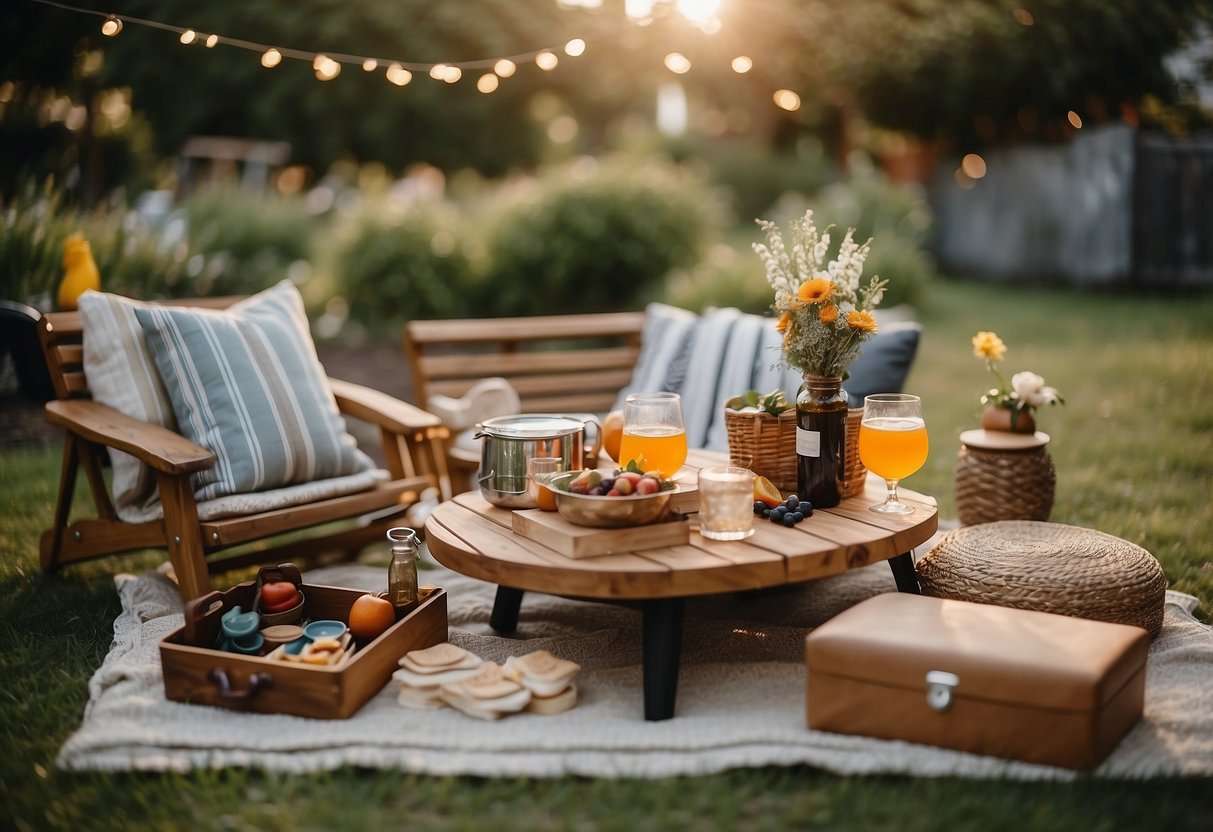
[664,52,691,74]
[961,153,987,179]
[362,59,378,72]
[101,15,122,36]
[773,89,801,111]
[205,34,218,48]
[535,51,559,71]
[179,29,196,45]
[261,48,282,68]
[386,63,412,86]
[495,59,517,78]
[1067,110,1083,129]
[564,38,586,57]
[477,73,500,94]
[731,56,752,73]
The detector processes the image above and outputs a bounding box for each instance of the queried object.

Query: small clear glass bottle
[386,527,420,614]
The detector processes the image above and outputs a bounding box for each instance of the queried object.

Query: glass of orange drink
[618,392,688,479]
[858,393,928,515]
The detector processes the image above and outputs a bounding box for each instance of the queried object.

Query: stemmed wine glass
[858,394,928,515]
[617,392,688,479]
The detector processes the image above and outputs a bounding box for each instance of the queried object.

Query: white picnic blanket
[57,553,1213,779]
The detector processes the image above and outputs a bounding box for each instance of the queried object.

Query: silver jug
[475,413,602,508]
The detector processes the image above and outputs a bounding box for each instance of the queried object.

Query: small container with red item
[255,563,306,626]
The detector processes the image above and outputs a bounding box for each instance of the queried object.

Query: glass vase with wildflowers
[972,330,1064,430]
[753,210,887,378]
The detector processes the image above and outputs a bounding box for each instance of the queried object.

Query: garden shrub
[482,159,724,317]
[330,199,472,329]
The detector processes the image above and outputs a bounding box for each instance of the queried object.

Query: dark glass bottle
[796,375,848,508]
[386,527,419,615]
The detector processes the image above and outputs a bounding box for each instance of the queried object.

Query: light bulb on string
[261,48,282,68]
[362,59,378,72]
[494,59,516,78]
[731,56,752,73]
[664,53,691,74]
[773,89,801,111]
[565,38,586,57]
[536,51,558,71]
[205,34,218,48]
[315,55,341,80]
[477,73,499,93]
[101,16,122,37]
[386,63,412,86]
[180,29,196,45]
[443,65,462,83]
[429,64,447,81]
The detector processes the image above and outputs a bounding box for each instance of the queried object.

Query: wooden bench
[404,312,646,486]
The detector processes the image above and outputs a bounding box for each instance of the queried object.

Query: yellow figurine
[58,233,100,311]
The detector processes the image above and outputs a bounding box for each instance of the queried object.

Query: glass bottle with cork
[386,527,420,615]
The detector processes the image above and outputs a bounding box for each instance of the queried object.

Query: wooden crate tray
[511,509,690,559]
[160,579,447,719]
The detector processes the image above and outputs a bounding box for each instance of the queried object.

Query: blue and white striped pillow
[134,280,373,502]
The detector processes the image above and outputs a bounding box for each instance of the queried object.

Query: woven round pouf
[954,429,1055,526]
[918,520,1168,636]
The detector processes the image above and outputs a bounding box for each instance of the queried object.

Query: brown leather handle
[183,591,225,647]
[207,668,274,705]
[256,563,302,588]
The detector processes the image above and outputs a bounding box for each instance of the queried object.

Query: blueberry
[785,496,798,509]
[762,508,772,518]
[803,506,813,517]
[790,511,804,523]
[782,513,797,527]
[754,501,767,514]
[770,512,783,523]
[787,494,799,504]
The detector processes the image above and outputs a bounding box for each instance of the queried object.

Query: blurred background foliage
[2,0,1211,329]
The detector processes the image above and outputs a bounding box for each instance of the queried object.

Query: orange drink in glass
[619,392,687,478]
[858,394,927,515]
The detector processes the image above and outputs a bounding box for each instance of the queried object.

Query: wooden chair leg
[41,434,80,572]
[157,473,211,601]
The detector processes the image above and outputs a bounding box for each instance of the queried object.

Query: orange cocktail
[858,417,928,481]
[618,426,688,479]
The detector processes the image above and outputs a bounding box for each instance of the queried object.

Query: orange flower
[818,303,839,325]
[776,311,793,334]
[847,309,877,333]
[796,277,833,304]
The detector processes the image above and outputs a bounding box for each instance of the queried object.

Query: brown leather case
[805,592,1149,769]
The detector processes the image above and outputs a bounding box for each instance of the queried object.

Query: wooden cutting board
[511,509,691,559]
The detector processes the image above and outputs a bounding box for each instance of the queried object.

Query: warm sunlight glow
[477,73,499,93]
[565,38,586,57]
[773,89,801,111]
[536,51,559,71]
[664,53,691,74]
[494,59,517,78]
[961,153,987,179]
[677,0,722,25]
[261,49,282,69]
[386,63,412,86]
[731,55,752,73]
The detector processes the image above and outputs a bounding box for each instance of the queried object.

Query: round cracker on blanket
[403,642,473,669]
[444,662,523,701]
[526,684,577,715]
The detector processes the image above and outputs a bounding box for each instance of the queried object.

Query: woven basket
[917,520,1168,637]
[954,442,1055,525]
[724,407,867,498]
[725,408,798,492]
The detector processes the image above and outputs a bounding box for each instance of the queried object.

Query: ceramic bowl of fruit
[544,468,678,528]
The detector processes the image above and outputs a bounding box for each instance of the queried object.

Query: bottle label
[796,427,821,458]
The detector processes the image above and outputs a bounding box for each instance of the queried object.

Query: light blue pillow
[134,280,373,501]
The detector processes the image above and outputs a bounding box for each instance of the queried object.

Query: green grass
[2,278,1212,831]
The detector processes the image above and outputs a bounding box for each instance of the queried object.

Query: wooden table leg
[888,551,920,594]
[490,586,524,633]
[642,597,685,721]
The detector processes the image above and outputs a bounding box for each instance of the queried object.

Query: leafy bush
[482,159,724,317]
[0,181,76,305]
[330,199,473,329]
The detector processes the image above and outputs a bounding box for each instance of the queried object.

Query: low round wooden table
[425,450,938,720]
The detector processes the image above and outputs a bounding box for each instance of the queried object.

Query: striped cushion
[78,291,178,520]
[134,281,373,502]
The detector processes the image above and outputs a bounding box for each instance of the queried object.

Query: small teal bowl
[229,632,265,654]
[303,619,347,641]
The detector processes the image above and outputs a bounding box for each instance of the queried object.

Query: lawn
[1,277,1211,831]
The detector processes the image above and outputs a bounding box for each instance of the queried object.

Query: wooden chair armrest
[327,378,446,436]
[44,400,214,475]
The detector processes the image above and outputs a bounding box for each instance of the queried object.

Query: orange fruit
[753,475,783,508]
[602,410,625,462]
[348,593,396,640]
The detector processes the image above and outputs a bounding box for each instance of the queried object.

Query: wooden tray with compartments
[160,571,446,719]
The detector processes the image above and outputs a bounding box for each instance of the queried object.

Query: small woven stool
[918,521,1167,636]
[954,429,1055,526]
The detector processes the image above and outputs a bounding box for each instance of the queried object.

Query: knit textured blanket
[57,556,1213,779]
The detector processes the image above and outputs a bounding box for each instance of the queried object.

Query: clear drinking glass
[528,456,564,512]
[617,392,688,478]
[858,394,929,515]
[697,466,756,540]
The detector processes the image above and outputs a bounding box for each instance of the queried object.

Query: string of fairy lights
[27,0,805,111]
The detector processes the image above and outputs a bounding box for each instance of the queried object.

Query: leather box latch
[925,670,959,712]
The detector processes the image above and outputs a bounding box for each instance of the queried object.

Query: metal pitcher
[475,413,603,508]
